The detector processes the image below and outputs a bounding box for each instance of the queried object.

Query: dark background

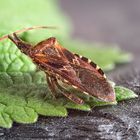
[1,1,140,139]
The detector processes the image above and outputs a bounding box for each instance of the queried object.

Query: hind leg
[46,74,84,104]
[46,75,57,99]
[54,80,84,104]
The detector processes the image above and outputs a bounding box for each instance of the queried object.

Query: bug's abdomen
[74,67,115,102]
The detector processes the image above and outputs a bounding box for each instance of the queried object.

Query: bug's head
[8,33,33,56]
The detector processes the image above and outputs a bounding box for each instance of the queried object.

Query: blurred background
[0,0,139,72]
[58,0,140,76]
[60,0,140,54]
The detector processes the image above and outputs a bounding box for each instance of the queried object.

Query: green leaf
[0,104,12,128]
[27,97,67,117]
[64,101,91,111]
[0,72,92,128]
[0,40,36,72]
[5,106,38,124]
[115,86,138,101]
[62,40,132,71]
[0,72,138,128]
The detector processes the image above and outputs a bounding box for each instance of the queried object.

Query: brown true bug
[0,26,116,104]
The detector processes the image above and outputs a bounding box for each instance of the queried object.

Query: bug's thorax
[33,38,65,57]
[31,38,69,68]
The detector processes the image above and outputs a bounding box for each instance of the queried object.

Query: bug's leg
[46,76,57,99]
[55,80,84,104]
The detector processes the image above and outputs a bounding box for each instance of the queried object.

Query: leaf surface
[0,72,137,128]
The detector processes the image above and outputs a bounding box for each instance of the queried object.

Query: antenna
[0,26,57,41]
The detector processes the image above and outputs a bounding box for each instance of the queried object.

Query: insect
[0,26,115,104]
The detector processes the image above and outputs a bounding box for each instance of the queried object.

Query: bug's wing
[73,65,115,102]
[59,47,116,102]
[33,54,82,85]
